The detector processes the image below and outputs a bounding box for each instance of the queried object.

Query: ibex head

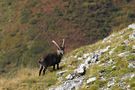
[52,39,65,55]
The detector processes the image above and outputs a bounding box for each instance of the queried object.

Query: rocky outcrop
[49,24,135,90]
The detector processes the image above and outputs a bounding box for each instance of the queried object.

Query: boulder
[118,51,130,57]
[66,73,76,80]
[107,77,115,88]
[50,77,84,90]
[75,64,86,75]
[121,73,135,80]
[86,77,97,84]
[128,63,135,68]
[132,45,135,50]
[128,23,135,30]
[83,53,90,59]
[84,56,92,65]
[129,30,135,39]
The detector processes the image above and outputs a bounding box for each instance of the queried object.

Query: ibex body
[38,39,65,76]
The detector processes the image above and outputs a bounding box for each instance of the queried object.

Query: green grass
[0,0,135,89]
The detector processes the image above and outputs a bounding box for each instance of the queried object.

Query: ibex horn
[52,40,61,49]
[62,39,65,47]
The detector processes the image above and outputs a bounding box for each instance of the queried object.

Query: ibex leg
[53,65,55,70]
[57,64,59,69]
[39,65,43,76]
[43,66,47,75]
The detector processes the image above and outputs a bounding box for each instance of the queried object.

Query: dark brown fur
[38,40,65,76]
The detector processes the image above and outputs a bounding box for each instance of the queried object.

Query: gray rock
[123,40,129,46]
[77,57,83,60]
[112,66,116,70]
[86,77,97,84]
[50,77,84,90]
[100,46,110,53]
[57,70,67,76]
[99,76,106,81]
[75,64,86,75]
[66,73,76,80]
[108,59,114,65]
[91,54,99,63]
[128,63,135,68]
[128,23,135,30]
[109,48,116,55]
[84,56,92,65]
[129,30,135,39]
[121,73,135,80]
[101,59,115,67]
[83,53,90,59]
[132,45,135,50]
[118,51,130,57]
[118,81,131,90]
[107,77,115,88]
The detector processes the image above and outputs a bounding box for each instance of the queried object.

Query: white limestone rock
[75,64,86,75]
[118,51,130,57]
[129,29,135,39]
[128,63,135,68]
[66,73,76,80]
[121,73,135,80]
[57,70,67,76]
[107,77,115,88]
[86,77,97,84]
[50,77,84,90]
[128,23,135,30]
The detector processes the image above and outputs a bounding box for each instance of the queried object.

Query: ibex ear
[52,40,61,49]
[62,39,65,48]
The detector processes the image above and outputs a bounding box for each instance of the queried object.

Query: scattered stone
[118,81,131,90]
[77,57,83,60]
[101,59,115,67]
[109,48,116,55]
[75,64,86,75]
[118,51,130,57]
[112,66,116,70]
[108,59,114,65]
[99,76,106,81]
[83,53,90,59]
[74,55,77,58]
[84,56,92,65]
[66,73,76,80]
[128,23,135,30]
[128,63,135,68]
[91,54,99,63]
[123,40,129,46]
[107,77,115,88]
[86,77,97,84]
[57,70,67,76]
[100,46,110,53]
[50,77,84,90]
[132,45,135,50]
[121,73,135,80]
[129,30,135,39]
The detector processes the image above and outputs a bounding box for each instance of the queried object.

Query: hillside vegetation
[0,0,135,71]
[0,23,135,90]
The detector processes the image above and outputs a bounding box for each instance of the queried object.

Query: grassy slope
[0,24,134,90]
[0,0,135,71]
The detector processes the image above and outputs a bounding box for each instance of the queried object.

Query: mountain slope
[0,24,135,90]
[0,0,135,71]
[49,23,135,90]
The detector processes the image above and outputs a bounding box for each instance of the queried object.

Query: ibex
[38,39,65,76]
